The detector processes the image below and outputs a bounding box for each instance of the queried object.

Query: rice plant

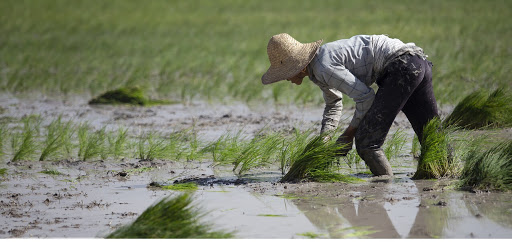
[444,88,512,129]
[278,128,315,174]
[106,193,233,239]
[232,131,282,176]
[205,130,246,166]
[0,123,6,158]
[107,127,129,160]
[413,118,461,179]
[77,123,107,161]
[411,134,421,158]
[182,129,205,162]
[383,128,408,161]
[343,149,364,170]
[459,140,512,191]
[280,134,344,183]
[136,131,169,161]
[10,116,41,162]
[39,117,74,161]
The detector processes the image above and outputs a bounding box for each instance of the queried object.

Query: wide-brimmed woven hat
[262,33,322,85]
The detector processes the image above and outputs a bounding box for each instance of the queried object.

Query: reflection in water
[198,176,512,238]
[293,177,419,238]
[291,177,512,239]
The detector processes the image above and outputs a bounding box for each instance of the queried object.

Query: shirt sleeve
[318,85,343,134]
[319,65,375,128]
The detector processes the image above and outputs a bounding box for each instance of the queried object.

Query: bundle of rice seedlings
[278,128,315,174]
[459,140,512,191]
[413,118,461,179]
[444,88,512,129]
[106,193,232,239]
[232,132,282,176]
[281,134,346,183]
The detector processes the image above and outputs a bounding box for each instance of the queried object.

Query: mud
[1,95,511,239]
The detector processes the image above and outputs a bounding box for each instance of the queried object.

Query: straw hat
[262,33,322,85]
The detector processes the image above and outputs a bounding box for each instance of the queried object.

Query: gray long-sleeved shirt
[307,34,426,133]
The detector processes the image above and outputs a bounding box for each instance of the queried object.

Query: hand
[335,135,353,156]
[335,125,357,156]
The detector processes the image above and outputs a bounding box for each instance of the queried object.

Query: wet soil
[1,95,511,239]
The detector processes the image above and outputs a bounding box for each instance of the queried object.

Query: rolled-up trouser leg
[355,54,432,176]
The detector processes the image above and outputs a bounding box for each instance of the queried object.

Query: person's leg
[401,60,439,143]
[355,54,427,176]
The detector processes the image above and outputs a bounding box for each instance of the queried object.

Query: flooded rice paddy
[0,95,511,238]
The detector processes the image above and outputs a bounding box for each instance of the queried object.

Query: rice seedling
[281,134,345,183]
[342,149,365,169]
[0,168,7,176]
[39,116,74,161]
[136,131,169,161]
[106,193,233,239]
[0,123,6,158]
[459,140,512,191]
[278,128,315,175]
[411,134,421,158]
[10,116,41,162]
[232,131,282,176]
[444,88,512,129]
[383,128,408,161]
[413,118,461,179]
[107,127,129,160]
[182,129,205,162]
[77,123,107,161]
[205,130,247,166]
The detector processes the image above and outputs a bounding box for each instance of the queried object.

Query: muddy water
[1,97,512,238]
[1,159,511,239]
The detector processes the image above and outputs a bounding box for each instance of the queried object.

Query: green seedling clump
[0,168,7,176]
[89,86,171,106]
[459,140,512,192]
[413,118,460,179]
[281,134,346,183]
[106,194,233,239]
[10,116,41,162]
[444,88,512,129]
[162,182,198,191]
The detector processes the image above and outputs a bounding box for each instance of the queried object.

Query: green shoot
[39,116,74,161]
[11,116,41,162]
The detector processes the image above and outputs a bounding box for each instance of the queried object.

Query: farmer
[261,33,439,176]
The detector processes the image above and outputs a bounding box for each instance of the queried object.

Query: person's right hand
[335,135,353,156]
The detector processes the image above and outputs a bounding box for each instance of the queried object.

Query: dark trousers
[355,54,439,151]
